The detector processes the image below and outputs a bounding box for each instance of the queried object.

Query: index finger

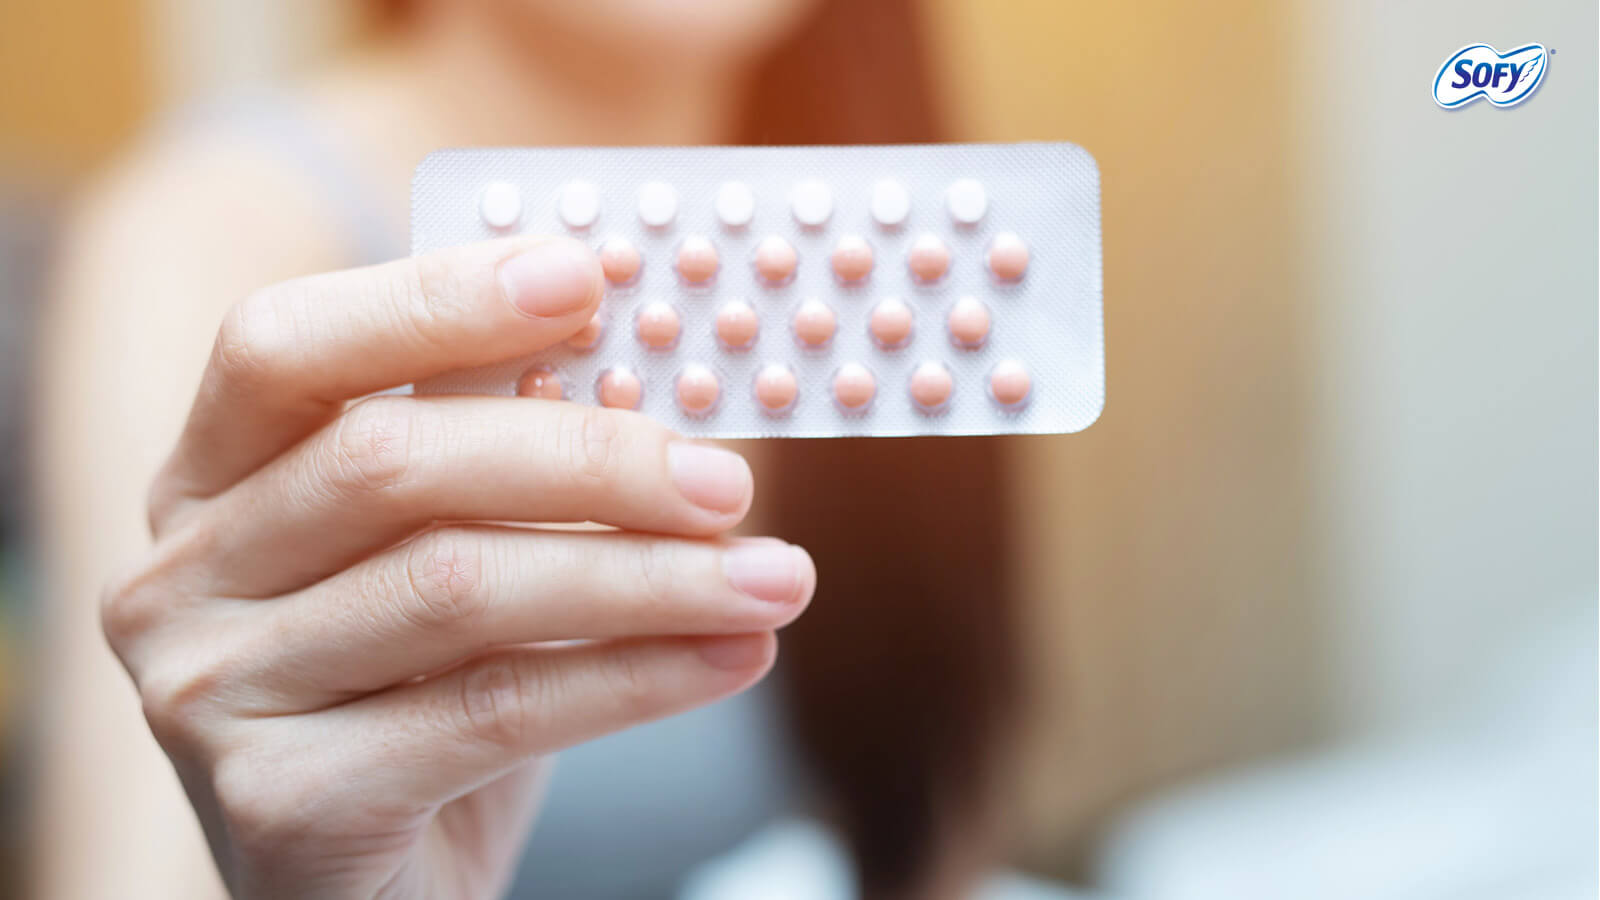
[155,236,603,524]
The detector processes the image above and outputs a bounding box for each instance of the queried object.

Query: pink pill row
[516,360,1034,417]
[563,295,996,353]
[595,231,1030,288]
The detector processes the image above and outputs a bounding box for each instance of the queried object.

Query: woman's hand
[99,236,815,899]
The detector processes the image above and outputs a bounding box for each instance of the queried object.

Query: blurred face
[488,0,822,65]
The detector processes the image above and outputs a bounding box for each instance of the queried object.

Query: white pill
[558,180,600,229]
[945,178,988,225]
[789,179,833,227]
[716,181,756,228]
[479,181,522,230]
[870,179,911,227]
[637,181,678,228]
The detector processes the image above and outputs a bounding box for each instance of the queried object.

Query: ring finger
[225,526,815,712]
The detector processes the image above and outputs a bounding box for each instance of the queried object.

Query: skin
[36,0,823,897]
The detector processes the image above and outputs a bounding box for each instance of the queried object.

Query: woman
[36,1,1019,896]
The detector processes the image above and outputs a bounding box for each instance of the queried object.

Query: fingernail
[498,238,601,318]
[695,634,771,671]
[667,442,752,514]
[724,542,812,604]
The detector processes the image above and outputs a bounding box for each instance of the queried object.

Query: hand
[100,236,815,899]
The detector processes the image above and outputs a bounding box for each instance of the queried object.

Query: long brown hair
[739,3,1019,896]
[376,1,1019,893]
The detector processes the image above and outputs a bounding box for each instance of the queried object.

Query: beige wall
[1294,0,1596,730]
[926,0,1322,864]
[0,0,150,173]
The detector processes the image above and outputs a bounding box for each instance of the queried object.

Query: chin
[505,0,823,62]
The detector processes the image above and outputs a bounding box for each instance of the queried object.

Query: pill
[908,233,951,283]
[558,180,600,229]
[755,364,798,414]
[833,363,876,411]
[909,361,954,411]
[947,297,991,348]
[479,181,522,229]
[635,301,681,349]
[637,181,678,227]
[715,300,759,350]
[599,238,642,284]
[597,367,643,409]
[566,313,605,351]
[676,236,719,284]
[989,360,1032,407]
[868,297,913,348]
[790,179,833,227]
[754,236,798,284]
[946,178,988,225]
[987,232,1029,281]
[792,299,837,348]
[716,181,756,228]
[831,235,874,283]
[676,364,721,416]
[516,366,564,400]
[870,179,910,228]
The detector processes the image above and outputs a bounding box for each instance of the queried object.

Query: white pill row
[479,177,993,232]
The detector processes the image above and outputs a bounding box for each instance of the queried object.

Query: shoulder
[60,113,361,319]
[40,98,388,446]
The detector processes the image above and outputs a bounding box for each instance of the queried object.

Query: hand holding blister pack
[413,143,1104,438]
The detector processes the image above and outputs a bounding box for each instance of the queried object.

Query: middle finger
[175,394,754,597]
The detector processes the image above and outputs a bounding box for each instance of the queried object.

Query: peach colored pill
[989,360,1032,407]
[676,236,719,284]
[754,236,798,284]
[832,363,876,411]
[635,301,681,349]
[516,366,564,400]
[597,367,642,409]
[599,238,641,284]
[755,364,798,414]
[831,235,874,282]
[869,297,914,348]
[907,233,950,283]
[566,313,605,351]
[676,364,721,415]
[909,361,954,410]
[792,299,836,348]
[987,231,1030,281]
[715,300,759,350]
[947,296,991,348]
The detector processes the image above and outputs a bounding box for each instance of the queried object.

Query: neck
[395,6,749,147]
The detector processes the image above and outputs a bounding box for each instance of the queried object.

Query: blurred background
[0,0,1594,898]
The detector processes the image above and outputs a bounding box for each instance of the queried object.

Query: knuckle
[97,529,212,654]
[210,752,323,858]
[324,398,415,498]
[137,654,230,745]
[213,287,299,396]
[456,655,541,751]
[400,530,490,631]
[630,540,681,608]
[99,566,159,653]
[560,405,625,489]
[598,647,658,722]
[402,253,468,347]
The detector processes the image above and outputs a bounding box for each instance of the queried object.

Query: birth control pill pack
[412,143,1103,438]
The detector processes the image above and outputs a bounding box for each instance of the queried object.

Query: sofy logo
[1433,43,1546,108]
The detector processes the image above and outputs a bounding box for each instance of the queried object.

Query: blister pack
[412,142,1103,438]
